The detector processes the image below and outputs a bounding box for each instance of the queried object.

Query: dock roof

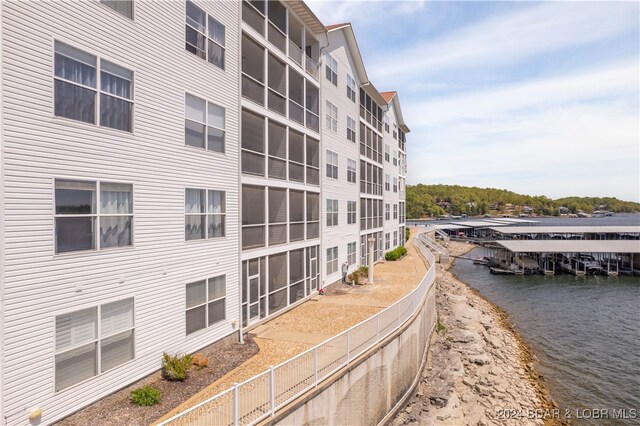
[485,218,539,224]
[489,226,640,234]
[450,221,509,228]
[495,240,640,253]
[434,224,470,230]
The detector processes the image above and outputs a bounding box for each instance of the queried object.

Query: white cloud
[369,1,639,83]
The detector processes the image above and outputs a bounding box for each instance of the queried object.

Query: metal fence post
[269,366,275,416]
[233,383,239,426]
[346,332,350,363]
[313,348,318,385]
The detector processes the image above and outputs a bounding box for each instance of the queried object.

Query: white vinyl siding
[55,298,134,392]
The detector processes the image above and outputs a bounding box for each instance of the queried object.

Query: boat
[559,254,603,275]
[473,257,490,265]
[510,255,540,274]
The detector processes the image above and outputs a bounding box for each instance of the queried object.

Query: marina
[423,219,640,276]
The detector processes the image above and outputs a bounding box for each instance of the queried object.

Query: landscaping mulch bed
[56,335,259,426]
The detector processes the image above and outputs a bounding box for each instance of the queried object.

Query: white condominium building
[0,1,409,424]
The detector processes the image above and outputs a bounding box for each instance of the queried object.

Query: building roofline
[288,0,328,35]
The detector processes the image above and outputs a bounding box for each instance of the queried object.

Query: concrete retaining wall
[271,273,437,426]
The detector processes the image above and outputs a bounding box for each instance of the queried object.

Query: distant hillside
[406,184,640,219]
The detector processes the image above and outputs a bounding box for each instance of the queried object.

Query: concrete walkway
[154,230,429,424]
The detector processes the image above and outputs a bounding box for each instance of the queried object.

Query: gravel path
[392,241,559,426]
[155,230,429,424]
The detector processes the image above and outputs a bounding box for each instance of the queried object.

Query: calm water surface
[435,215,640,425]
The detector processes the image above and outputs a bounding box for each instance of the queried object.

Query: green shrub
[405,227,410,243]
[347,265,370,284]
[161,353,192,381]
[385,246,408,261]
[130,385,161,406]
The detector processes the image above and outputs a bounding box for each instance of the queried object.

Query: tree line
[406,184,640,218]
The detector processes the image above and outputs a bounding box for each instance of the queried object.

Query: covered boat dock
[489,226,640,240]
[488,240,640,276]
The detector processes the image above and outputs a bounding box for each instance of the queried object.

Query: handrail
[158,239,436,426]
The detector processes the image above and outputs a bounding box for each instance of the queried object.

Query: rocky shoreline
[393,241,560,426]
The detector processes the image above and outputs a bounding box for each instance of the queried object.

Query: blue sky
[307,1,640,202]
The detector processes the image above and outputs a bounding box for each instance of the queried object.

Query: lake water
[413,215,640,425]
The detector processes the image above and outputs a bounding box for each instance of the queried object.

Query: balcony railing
[288,40,304,67]
[304,55,318,79]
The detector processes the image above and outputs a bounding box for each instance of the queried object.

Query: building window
[100,0,133,18]
[185,0,225,69]
[385,233,390,250]
[185,189,226,240]
[54,41,133,132]
[55,298,134,392]
[385,144,390,162]
[186,275,226,335]
[347,159,357,183]
[347,116,357,142]
[393,177,398,193]
[384,116,390,133]
[325,101,337,132]
[326,199,338,227]
[327,246,338,275]
[346,74,356,102]
[326,150,338,179]
[393,204,398,220]
[55,180,133,253]
[393,149,398,166]
[393,231,398,246]
[385,203,390,220]
[185,94,225,153]
[347,242,356,265]
[325,54,337,86]
[242,185,265,249]
[347,201,357,224]
[385,174,390,192]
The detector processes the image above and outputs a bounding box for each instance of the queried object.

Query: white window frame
[325,101,338,132]
[346,74,356,102]
[393,149,398,166]
[185,93,226,153]
[54,179,134,254]
[393,177,398,193]
[385,203,390,221]
[326,150,338,179]
[346,116,356,142]
[185,188,226,240]
[325,54,338,86]
[185,0,226,69]
[327,246,338,274]
[385,233,390,250]
[54,41,134,132]
[393,204,398,220]
[347,159,357,183]
[326,199,339,227]
[385,144,390,162]
[347,200,357,224]
[100,0,133,19]
[385,174,390,192]
[393,231,398,246]
[54,298,135,392]
[347,242,356,265]
[185,275,226,335]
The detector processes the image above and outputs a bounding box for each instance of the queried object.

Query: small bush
[162,353,192,381]
[191,352,209,369]
[405,227,410,243]
[130,385,161,406]
[347,265,370,284]
[385,246,408,261]
[436,315,446,334]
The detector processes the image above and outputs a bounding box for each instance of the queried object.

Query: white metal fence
[158,241,436,426]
